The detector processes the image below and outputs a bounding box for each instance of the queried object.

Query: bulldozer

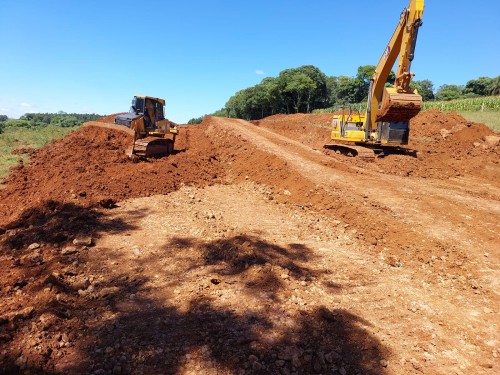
[325,0,424,159]
[85,95,178,158]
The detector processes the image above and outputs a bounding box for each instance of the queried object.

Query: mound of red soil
[94,113,125,123]
[380,109,499,178]
[255,110,499,179]
[0,124,223,228]
[0,110,497,230]
[253,113,332,149]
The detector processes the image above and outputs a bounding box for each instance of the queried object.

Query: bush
[3,119,32,128]
[187,116,204,125]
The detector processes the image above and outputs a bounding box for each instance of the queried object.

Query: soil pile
[1,110,496,228]
[0,124,223,228]
[255,110,499,179]
[380,109,499,178]
[253,113,332,149]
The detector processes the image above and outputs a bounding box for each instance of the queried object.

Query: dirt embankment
[0,124,223,228]
[255,109,499,179]
[0,110,498,374]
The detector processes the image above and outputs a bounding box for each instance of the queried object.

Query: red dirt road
[0,111,498,374]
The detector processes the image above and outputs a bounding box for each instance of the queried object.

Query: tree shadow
[1,232,390,374]
[0,200,143,373]
[2,200,142,250]
[165,234,319,302]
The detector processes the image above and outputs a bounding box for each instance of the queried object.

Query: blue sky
[1,0,499,123]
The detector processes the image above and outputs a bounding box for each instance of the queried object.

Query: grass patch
[455,111,500,132]
[0,125,77,180]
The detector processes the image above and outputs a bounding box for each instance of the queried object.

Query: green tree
[464,77,493,96]
[277,66,329,114]
[261,77,283,115]
[294,65,329,109]
[187,116,204,124]
[3,119,31,128]
[50,115,79,127]
[435,84,464,101]
[356,65,396,89]
[410,79,435,101]
[226,90,247,119]
[280,72,317,113]
[334,76,366,104]
[488,76,500,95]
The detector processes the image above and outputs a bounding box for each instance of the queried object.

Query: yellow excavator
[85,95,178,158]
[326,0,424,159]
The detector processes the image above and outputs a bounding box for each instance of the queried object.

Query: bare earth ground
[0,111,499,374]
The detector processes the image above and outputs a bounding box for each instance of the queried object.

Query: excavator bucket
[376,88,422,123]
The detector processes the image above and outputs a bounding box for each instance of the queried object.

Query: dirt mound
[379,109,499,178]
[2,110,495,230]
[0,124,224,228]
[407,109,494,153]
[253,113,333,149]
[254,110,499,179]
[94,113,125,123]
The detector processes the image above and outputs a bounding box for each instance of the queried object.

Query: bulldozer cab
[130,96,166,130]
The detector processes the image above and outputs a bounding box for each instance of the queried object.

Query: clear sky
[1,0,499,123]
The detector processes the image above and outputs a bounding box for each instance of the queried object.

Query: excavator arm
[365,0,424,137]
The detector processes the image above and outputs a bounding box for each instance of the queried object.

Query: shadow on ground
[1,226,389,374]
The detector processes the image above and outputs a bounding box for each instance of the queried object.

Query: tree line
[0,112,102,133]
[188,65,500,123]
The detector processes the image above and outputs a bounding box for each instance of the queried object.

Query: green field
[421,96,500,112]
[0,125,77,180]
[456,111,500,132]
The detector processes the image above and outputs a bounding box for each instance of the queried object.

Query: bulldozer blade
[376,92,422,123]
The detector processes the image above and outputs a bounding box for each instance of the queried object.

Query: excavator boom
[368,0,424,130]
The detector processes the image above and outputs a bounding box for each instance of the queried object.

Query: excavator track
[324,144,379,160]
[324,143,418,160]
